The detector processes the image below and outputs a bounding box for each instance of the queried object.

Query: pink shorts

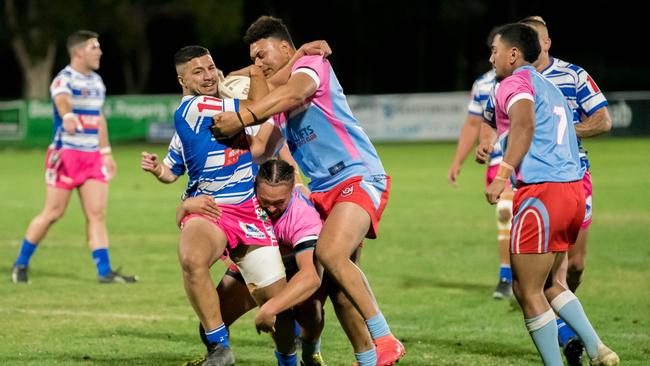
[45,147,107,190]
[581,170,593,229]
[310,175,390,239]
[180,196,277,255]
[510,181,585,254]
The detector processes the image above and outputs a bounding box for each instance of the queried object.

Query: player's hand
[212,112,244,139]
[63,114,83,135]
[181,195,222,220]
[447,162,462,186]
[103,154,117,180]
[141,152,161,174]
[485,179,507,204]
[297,40,332,58]
[254,306,276,334]
[249,64,265,78]
[475,142,493,164]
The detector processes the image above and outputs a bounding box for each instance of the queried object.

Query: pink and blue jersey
[273,55,386,192]
[50,65,106,151]
[494,65,581,185]
[174,95,257,204]
[273,188,322,256]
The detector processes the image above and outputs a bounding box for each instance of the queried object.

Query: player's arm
[574,107,612,138]
[475,121,497,164]
[279,145,310,196]
[141,152,179,183]
[448,113,483,185]
[175,195,222,228]
[98,114,116,179]
[485,99,534,204]
[254,242,321,333]
[52,93,83,135]
[247,120,285,163]
[245,64,269,102]
[214,72,318,139]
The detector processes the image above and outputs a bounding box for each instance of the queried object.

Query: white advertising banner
[347,91,470,141]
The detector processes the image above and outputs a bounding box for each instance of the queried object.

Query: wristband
[495,161,514,181]
[63,112,76,120]
[156,164,165,179]
[235,111,246,128]
[245,107,261,124]
[99,146,112,155]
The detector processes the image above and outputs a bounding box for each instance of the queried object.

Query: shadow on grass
[400,275,492,293]
[408,334,538,360]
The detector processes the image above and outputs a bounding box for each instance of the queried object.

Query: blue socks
[205,324,230,347]
[366,312,391,340]
[301,338,320,359]
[354,346,377,366]
[91,248,112,277]
[274,350,298,366]
[556,318,578,347]
[15,239,38,266]
[499,265,512,282]
[525,308,563,366]
[551,291,601,359]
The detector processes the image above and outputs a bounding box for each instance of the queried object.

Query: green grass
[1,138,649,365]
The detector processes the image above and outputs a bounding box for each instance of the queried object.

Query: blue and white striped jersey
[174,95,257,204]
[49,65,106,151]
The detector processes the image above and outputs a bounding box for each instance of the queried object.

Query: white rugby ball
[219,75,250,99]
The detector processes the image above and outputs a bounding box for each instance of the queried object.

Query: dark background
[1,0,646,98]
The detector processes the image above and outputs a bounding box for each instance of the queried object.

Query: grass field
[1,138,649,365]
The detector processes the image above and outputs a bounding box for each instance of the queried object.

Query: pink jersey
[272,189,322,254]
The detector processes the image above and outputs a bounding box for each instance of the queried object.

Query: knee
[315,245,339,269]
[497,207,512,223]
[178,251,209,278]
[41,206,66,224]
[568,255,585,273]
[85,209,106,223]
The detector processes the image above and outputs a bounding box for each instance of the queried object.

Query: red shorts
[45,147,107,190]
[581,170,593,229]
[309,175,390,239]
[180,196,277,254]
[510,181,585,254]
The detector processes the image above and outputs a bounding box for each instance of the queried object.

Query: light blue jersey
[494,66,581,185]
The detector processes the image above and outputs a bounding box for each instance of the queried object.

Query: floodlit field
[1,139,648,365]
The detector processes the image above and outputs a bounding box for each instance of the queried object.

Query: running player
[482,23,618,366]
[212,15,405,366]
[11,30,137,284]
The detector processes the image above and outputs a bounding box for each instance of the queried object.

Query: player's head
[519,15,551,56]
[489,23,541,81]
[174,45,219,96]
[67,30,102,72]
[255,159,295,220]
[244,15,295,78]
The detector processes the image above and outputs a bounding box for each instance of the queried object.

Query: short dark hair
[174,45,210,67]
[67,30,98,54]
[255,159,295,188]
[494,23,541,63]
[243,15,294,47]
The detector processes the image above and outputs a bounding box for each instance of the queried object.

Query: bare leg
[24,186,73,243]
[178,217,228,331]
[567,228,588,292]
[315,202,379,320]
[78,180,109,250]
